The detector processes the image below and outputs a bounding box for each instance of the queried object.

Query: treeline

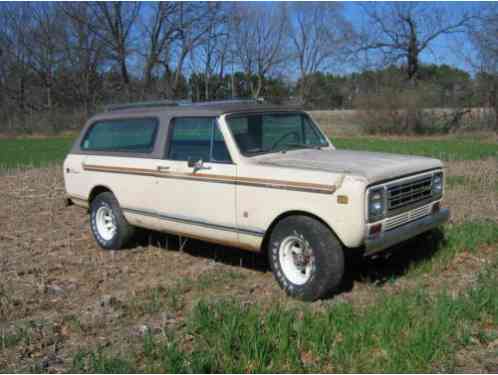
[1,2,498,134]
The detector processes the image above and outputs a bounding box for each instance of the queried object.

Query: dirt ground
[0,159,497,372]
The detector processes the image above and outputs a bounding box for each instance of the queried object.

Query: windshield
[226,113,329,156]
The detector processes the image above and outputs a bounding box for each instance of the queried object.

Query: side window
[228,116,260,152]
[228,117,248,136]
[211,125,231,163]
[168,118,211,161]
[168,117,231,163]
[81,118,158,153]
[303,117,325,145]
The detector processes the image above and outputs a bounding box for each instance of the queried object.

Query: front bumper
[364,208,450,255]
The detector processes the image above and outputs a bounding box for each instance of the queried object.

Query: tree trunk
[18,76,25,132]
[144,62,153,91]
[143,51,158,96]
[47,85,56,133]
[299,73,308,105]
[406,17,418,82]
[84,72,90,115]
[120,57,130,85]
[488,81,498,131]
[250,74,262,99]
[204,74,209,101]
[231,73,236,98]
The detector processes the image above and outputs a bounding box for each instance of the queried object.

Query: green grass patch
[195,269,247,291]
[126,285,185,318]
[0,135,496,170]
[1,328,25,350]
[0,137,74,170]
[72,349,135,373]
[369,221,498,282]
[446,175,466,188]
[71,258,498,373]
[0,324,34,351]
[334,137,498,161]
[70,221,498,373]
[446,175,498,192]
[409,221,498,276]
[125,269,246,319]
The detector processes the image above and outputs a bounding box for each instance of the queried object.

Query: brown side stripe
[83,164,336,194]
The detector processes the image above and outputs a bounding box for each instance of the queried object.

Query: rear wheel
[268,215,344,301]
[90,192,135,250]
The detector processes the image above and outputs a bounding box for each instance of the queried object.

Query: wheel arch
[261,210,344,255]
[89,185,114,204]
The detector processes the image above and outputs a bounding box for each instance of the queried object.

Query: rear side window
[168,117,231,163]
[81,118,158,153]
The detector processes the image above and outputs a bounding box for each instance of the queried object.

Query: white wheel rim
[95,206,116,241]
[278,234,314,285]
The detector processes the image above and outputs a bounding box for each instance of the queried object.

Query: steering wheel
[270,131,300,151]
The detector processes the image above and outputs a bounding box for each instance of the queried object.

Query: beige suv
[64,100,449,301]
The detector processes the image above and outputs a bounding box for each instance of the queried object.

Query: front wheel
[268,216,344,301]
[90,192,135,250]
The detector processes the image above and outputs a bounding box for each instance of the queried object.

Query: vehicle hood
[257,149,443,184]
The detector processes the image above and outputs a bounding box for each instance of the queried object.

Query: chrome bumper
[365,208,450,255]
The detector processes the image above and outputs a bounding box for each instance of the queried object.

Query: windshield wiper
[279,143,324,153]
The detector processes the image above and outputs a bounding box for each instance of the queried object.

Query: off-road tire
[90,192,135,250]
[268,215,344,301]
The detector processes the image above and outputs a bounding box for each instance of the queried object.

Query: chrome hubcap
[279,234,314,285]
[95,206,116,241]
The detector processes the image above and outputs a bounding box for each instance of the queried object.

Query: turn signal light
[337,195,349,204]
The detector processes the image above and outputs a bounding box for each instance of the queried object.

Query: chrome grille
[384,203,432,231]
[387,175,432,212]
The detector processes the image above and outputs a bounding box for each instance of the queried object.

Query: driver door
[154,117,238,245]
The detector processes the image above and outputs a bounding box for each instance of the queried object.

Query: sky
[133,2,484,81]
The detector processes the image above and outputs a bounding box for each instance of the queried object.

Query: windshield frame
[224,111,331,158]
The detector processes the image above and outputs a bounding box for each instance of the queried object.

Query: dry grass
[308,109,498,140]
[0,162,496,371]
[308,110,363,136]
[445,158,498,224]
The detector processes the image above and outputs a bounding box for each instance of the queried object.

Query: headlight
[432,172,443,196]
[368,187,385,222]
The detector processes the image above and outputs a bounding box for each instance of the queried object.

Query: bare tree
[189,3,229,101]
[358,3,473,82]
[289,2,353,103]
[0,3,37,131]
[160,2,224,99]
[26,3,67,115]
[91,2,140,88]
[230,3,289,98]
[140,2,179,94]
[61,2,106,113]
[468,4,498,129]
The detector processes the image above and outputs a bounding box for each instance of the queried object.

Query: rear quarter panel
[64,154,159,212]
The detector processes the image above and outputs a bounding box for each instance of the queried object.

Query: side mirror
[187,159,211,172]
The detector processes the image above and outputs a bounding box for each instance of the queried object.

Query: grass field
[333,137,498,161]
[67,221,498,373]
[0,135,496,170]
[0,137,74,170]
[0,133,497,373]
[70,258,498,373]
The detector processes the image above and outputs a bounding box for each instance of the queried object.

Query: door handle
[188,159,211,172]
[156,165,171,172]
